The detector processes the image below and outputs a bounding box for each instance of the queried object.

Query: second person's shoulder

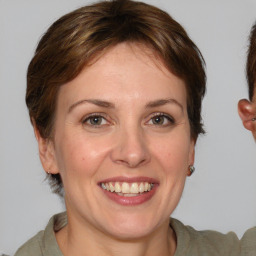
[241,226,256,256]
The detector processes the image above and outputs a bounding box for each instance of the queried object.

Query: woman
[15,0,240,255]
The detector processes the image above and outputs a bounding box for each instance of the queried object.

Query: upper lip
[98,176,159,184]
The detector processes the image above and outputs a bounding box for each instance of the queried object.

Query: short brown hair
[247,22,256,101]
[26,0,206,195]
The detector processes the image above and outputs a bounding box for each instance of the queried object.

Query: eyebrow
[146,98,183,111]
[68,99,115,113]
[68,98,183,113]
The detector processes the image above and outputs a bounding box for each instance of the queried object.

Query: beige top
[14,212,240,256]
[241,227,256,256]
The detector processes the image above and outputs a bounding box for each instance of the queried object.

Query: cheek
[152,134,191,175]
[54,133,111,180]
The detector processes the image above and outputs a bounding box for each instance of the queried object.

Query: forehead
[58,42,187,106]
[86,42,182,83]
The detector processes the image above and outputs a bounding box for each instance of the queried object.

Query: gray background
[1,0,256,254]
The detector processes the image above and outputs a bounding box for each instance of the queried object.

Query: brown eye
[152,116,165,125]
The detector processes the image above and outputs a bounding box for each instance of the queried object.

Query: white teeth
[101,181,154,195]
[121,182,130,193]
[114,182,121,192]
[123,193,138,197]
[109,183,115,192]
[130,183,139,193]
[139,183,144,193]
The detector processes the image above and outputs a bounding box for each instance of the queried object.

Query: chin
[101,213,161,240]
[107,225,154,241]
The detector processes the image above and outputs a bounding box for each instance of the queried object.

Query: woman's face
[42,43,194,239]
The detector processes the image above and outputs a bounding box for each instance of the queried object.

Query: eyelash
[81,113,109,127]
[147,113,175,126]
[81,112,175,128]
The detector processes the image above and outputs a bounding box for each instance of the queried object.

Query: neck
[56,215,176,256]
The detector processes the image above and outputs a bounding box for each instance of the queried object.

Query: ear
[34,126,59,174]
[238,99,256,131]
[189,139,195,166]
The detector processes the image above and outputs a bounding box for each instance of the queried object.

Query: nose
[110,126,151,168]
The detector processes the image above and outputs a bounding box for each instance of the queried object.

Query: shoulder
[171,218,240,256]
[14,212,66,256]
[241,227,256,256]
[14,231,44,256]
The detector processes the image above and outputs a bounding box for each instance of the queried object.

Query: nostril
[110,130,151,167]
[114,154,149,168]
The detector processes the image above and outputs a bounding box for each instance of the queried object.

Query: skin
[35,42,195,256]
[238,95,256,139]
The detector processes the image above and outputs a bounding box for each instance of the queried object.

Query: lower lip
[101,185,158,206]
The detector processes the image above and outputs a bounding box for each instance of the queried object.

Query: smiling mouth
[100,182,154,197]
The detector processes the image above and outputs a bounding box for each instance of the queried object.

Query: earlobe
[238,99,256,131]
[186,141,195,177]
[33,126,59,174]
